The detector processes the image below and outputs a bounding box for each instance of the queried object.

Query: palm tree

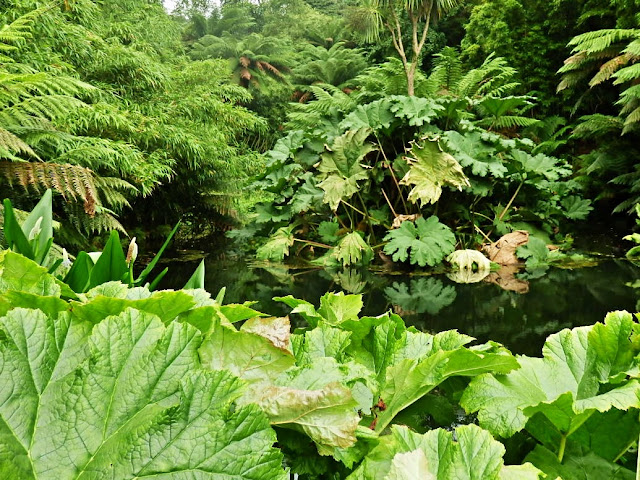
[190,33,291,90]
[348,0,460,96]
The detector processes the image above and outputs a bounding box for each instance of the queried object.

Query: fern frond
[589,54,633,86]
[567,29,639,53]
[0,160,100,215]
[622,106,640,133]
[0,127,37,158]
[0,5,54,52]
[571,114,623,138]
[612,63,640,84]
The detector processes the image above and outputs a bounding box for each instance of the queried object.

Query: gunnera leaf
[257,225,295,261]
[0,307,287,479]
[400,138,470,206]
[340,98,395,131]
[383,216,456,267]
[199,316,364,451]
[442,130,508,178]
[389,95,445,126]
[330,232,374,267]
[317,128,375,210]
[461,311,640,439]
[0,250,65,297]
[348,424,542,479]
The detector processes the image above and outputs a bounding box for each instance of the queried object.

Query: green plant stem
[499,180,524,223]
[342,201,355,229]
[558,433,567,463]
[342,199,366,218]
[474,225,493,244]
[293,238,332,249]
[375,132,408,214]
[488,180,524,237]
[382,189,398,217]
[356,191,377,244]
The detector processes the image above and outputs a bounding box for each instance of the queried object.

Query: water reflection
[162,258,640,356]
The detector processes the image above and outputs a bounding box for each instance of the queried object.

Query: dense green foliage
[2,250,640,478]
[6,0,640,478]
[3,0,640,266]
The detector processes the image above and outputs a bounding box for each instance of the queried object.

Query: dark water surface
[163,256,640,356]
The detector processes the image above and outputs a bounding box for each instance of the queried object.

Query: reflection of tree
[384,278,457,315]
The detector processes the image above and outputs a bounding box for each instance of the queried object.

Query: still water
[163,257,640,356]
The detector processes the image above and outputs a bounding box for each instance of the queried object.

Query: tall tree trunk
[407,68,415,96]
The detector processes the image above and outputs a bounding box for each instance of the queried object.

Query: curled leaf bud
[126,237,138,266]
[62,248,72,268]
[28,216,43,241]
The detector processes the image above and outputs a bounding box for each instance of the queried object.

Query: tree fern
[559,27,640,131]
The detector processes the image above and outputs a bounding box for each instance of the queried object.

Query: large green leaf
[348,424,541,479]
[330,232,374,267]
[200,316,364,451]
[87,230,128,289]
[443,130,508,178]
[0,250,60,296]
[199,317,295,384]
[461,311,640,439]
[389,95,445,126]
[383,216,456,267]
[0,307,287,479]
[0,251,75,298]
[70,288,197,324]
[340,98,395,131]
[375,345,519,433]
[510,149,571,182]
[257,226,295,261]
[400,138,470,206]
[317,128,375,210]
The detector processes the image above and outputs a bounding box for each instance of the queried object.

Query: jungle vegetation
[3,0,640,478]
[1,0,638,267]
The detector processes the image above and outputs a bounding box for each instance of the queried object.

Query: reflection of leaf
[383,217,456,267]
[349,424,541,479]
[333,269,368,294]
[384,278,456,314]
[400,138,470,206]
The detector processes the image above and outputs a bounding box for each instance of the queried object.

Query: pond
[162,254,640,357]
